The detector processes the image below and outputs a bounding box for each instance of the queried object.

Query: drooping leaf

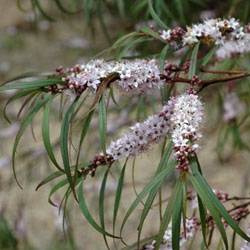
[12,95,51,188]
[188,41,200,79]
[42,94,64,172]
[189,175,229,250]
[190,157,250,242]
[32,0,54,21]
[3,89,38,123]
[60,97,79,200]
[113,159,128,233]
[154,179,183,249]
[98,95,107,161]
[0,79,64,91]
[78,181,120,238]
[141,26,166,43]
[172,181,183,250]
[99,170,110,249]
[120,159,176,237]
[148,0,169,30]
[137,142,173,246]
[201,45,219,66]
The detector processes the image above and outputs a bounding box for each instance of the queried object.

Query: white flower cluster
[170,94,203,169]
[183,18,244,46]
[145,217,198,250]
[113,59,164,94]
[223,92,245,122]
[216,33,250,59]
[106,100,174,160]
[106,94,204,164]
[241,224,250,250]
[65,59,164,96]
[66,59,112,91]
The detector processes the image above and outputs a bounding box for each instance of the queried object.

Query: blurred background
[0,0,250,249]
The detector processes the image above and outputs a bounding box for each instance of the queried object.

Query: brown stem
[200,65,246,75]
[197,72,250,92]
[227,201,250,213]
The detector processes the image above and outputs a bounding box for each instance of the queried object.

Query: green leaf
[116,37,152,61]
[60,97,79,200]
[141,26,166,43]
[84,0,94,36]
[231,231,236,250]
[42,95,64,172]
[74,109,95,185]
[3,89,38,123]
[32,0,54,21]
[201,45,219,66]
[188,42,200,79]
[154,179,183,249]
[121,235,157,250]
[97,0,111,42]
[0,79,64,91]
[189,174,229,250]
[55,0,80,14]
[159,45,169,72]
[48,179,69,206]
[137,142,173,246]
[12,95,50,188]
[198,194,208,247]
[78,181,120,238]
[99,169,110,249]
[172,181,183,250]
[190,157,250,242]
[98,95,107,161]
[120,159,176,237]
[148,0,169,30]
[174,0,186,25]
[36,170,64,191]
[113,159,128,233]
[110,86,118,106]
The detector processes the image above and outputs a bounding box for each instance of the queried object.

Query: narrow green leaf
[98,95,107,161]
[198,194,208,246]
[78,181,120,238]
[0,79,64,91]
[12,95,50,188]
[113,159,128,233]
[36,171,64,191]
[110,86,118,106]
[137,142,173,245]
[42,95,64,172]
[121,235,157,250]
[141,26,166,42]
[201,45,219,66]
[148,0,169,30]
[32,0,54,21]
[48,179,69,206]
[154,179,183,249]
[55,0,80,14]
[174,0,186,25]
[99,170,110,249]
[3,89,38,123]
[159,45,169,72]
[97,0,111,42]
[190,157,250,242]
[116,37,152,61]
[120,159,176,237]
[231,231,236,250]
[60,97,79,200]
[188,42,200,79]
[74,109,95,185]
[172,182,183,250]
[189,175,229,250]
